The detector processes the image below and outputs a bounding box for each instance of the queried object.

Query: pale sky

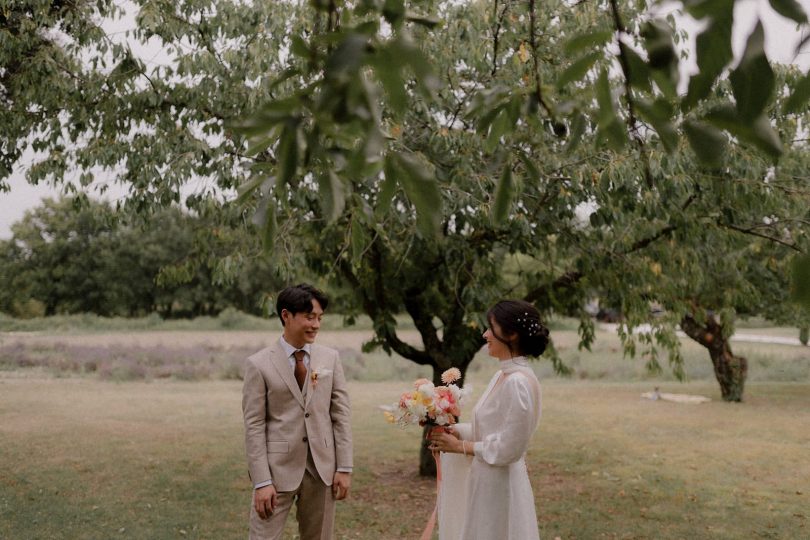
[1,0,808,239]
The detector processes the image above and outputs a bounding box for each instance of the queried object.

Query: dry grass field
[1,327,809,539]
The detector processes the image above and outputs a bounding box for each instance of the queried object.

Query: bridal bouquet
[384,368,466,427]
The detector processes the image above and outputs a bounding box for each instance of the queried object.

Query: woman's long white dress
[439,359,542,540]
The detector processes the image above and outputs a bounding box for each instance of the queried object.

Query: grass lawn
[1,371,808,539]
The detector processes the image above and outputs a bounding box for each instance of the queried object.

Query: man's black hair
[276,284,329,326]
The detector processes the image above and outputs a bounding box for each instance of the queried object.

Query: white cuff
[254,479,273,490]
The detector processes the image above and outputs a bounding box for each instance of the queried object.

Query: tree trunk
[419,423,438,477]
[681,314,748,402]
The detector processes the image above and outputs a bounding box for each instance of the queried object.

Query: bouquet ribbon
[419,433,442,540]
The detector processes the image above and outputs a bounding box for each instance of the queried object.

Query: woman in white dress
[429,300,547,540]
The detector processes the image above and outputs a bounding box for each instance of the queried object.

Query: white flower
[434,413,450,425]
[409,403,428,419]
[417,382,435,396]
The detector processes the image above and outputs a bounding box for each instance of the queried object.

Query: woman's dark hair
[276,284,329,326]
[487,300,550,357]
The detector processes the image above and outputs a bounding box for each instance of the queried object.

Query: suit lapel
[269,344,305,408]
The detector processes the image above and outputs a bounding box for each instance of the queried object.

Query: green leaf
[324,33,368,84]
[704,105,783,159]
[784,70,810,113]
[683,2,734,110]
[641,20,678,70]
[382,0,406,26]
[636,98,678,152]
[318,171,346,223]
[245,133,277,157]
[683,118,727,167]
[791,254,810,309]
[564,112,587,154]
[475,105,504,136]
[729,21,774,121]
[684,0,733,20]
[650,68,679,100]
[485,109,513,153]
[229,97,299,137]
[234,174,269,206]
[277,122,299,186]
[252,198,277,253]
[492,162,514,225]
[350,215,366,263]
[768,0,808,24]
[376,159,398,218]
[595,70,615,124]
[290,35,310,59]
[109,49,142,82]
[563,30,613,55]
[642,20,680,99]
[391,36,440,99]
[556,51,600,89]
[371,49,408,115]
[517,151,540,182]
[393,151,442,238]
[595,70,627,152]
[622,44,652,94]
[269,68,302,92]
[405,13,441,28]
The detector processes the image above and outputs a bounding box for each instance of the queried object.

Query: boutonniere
[310,368,332,388]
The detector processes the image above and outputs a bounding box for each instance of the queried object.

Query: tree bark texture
[681,314,748,402]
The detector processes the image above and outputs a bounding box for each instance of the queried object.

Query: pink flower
[441,368,461,384]
[413,378,431,389]
[399,391,414,409]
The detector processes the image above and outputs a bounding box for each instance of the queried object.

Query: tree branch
[528,0,555,117]
[349,241,436,365]
[491,0,509,77]
[608,0,653,188]
[718,222,802,252]
[624,225,677,254]
[524,271,583,305]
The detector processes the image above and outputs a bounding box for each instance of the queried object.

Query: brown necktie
[293,349,307,390]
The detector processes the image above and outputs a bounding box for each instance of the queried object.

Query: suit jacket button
[305,413,310,418]
[303,437,308,442]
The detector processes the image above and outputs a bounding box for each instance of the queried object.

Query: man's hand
[254,485,278,520]
[332,471,351,500]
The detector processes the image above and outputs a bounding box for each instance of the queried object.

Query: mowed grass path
[1,374,808,539]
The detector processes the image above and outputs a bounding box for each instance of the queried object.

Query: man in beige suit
[242,284,353,540]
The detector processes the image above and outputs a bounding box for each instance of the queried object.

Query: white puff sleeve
[472,374,538,466]
[453,422,473,441]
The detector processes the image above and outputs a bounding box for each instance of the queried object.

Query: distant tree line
[0,197,288,318]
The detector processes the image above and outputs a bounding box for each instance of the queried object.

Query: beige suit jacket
[242,341,353,492]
